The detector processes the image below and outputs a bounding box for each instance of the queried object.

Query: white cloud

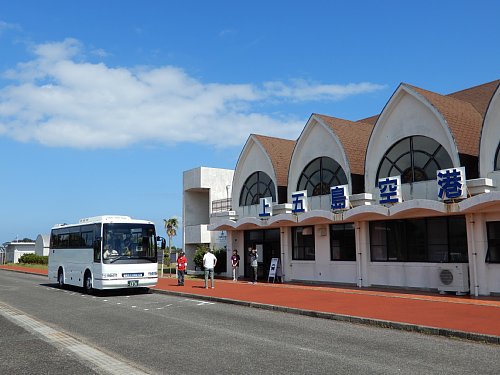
[0,39,386,149]
[263,79,386,102]
[0,21,20,35]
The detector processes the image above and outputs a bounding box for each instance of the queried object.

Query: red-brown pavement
[2,265,500,339]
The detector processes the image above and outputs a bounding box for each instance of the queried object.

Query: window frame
[239,171,276,207]
[369,216,468,263]
[292,226,315,261]
[376,136,453,184]
[486,221,500,263]
[330,223,356,261]
[297,157,348,197]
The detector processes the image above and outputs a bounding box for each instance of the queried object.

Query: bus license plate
[128,280,139,287]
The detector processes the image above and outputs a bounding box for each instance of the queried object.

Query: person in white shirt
[203,249,217,289]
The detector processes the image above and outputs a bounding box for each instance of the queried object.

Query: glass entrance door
[244,229,280,280]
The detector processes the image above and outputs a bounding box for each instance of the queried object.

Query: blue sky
[1,0,499,246]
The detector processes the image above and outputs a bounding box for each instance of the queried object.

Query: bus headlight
[148,271,158,276]
[102,273,117,279]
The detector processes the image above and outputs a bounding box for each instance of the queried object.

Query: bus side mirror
[156,236,166,250]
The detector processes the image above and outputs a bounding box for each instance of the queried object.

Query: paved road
[0,270,499,375]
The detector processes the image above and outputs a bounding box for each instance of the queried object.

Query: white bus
[48,215,160,293]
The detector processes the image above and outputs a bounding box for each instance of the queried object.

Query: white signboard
[437,167,467,200]
[268,257,282,283]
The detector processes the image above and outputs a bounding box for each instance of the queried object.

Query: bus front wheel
[57,269,64,288]
[84,272,93,294]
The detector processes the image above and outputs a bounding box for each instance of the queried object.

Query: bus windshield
[103,223,157,264]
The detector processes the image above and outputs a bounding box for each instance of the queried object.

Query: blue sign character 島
[331,185,349,210]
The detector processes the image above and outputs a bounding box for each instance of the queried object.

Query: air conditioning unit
[437,264,470,295]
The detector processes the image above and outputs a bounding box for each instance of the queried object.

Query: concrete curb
[152,288,500,345]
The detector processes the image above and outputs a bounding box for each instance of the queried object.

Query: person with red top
[177,251,187,286]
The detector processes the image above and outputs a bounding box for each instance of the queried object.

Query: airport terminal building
[204,79,500,296]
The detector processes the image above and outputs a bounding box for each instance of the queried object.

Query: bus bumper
[96,277,158,289]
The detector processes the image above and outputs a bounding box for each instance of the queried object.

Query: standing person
[177,251,187,286]
[231,250,240,281]
[203,249,217,289]
[249,248,258,284]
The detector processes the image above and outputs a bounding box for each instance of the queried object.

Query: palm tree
[164,217,179,277]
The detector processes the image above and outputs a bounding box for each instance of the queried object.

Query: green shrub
[193,245,208,270]
[193,245,227,274]
[19,253,48,265]
[213,248,227,274]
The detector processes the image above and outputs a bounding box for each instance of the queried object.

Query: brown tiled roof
[357,114,379,126]
[253,134,296,186]
[447,80,500,118]
[314,114,374,175]
[405,84,484,156]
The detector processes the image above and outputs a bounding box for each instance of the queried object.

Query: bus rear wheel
[84,272,93,294]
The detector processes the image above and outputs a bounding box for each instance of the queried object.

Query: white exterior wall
[365,88,461,195]
[35,234,50,256]
[480,89,500,178]
[467,212,500,295]
[366,262,446,289]
[288,120,350,208]
[184,191,210,226]
[233,139,277,219]
[183,166,234,276]
[5,243,36,263]
[285,224,357,284]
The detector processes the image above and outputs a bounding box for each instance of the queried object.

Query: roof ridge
[252,133,296,142]
[446,79,500,97]
[315,113,375,126]
[404,83,482,116]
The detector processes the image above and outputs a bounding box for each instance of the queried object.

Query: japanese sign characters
[330,185,350,210]
[378,176,402,204]
[291,190,308,213]
[437,167,467,200]
[258,197,273,217]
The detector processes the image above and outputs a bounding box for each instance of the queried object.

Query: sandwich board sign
[268,257,282,283]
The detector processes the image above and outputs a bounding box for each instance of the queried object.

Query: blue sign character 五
[292,192,306,213]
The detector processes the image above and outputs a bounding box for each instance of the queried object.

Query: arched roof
[448,79,500,118]
[405,84,484,156]
[252,134,296,187]
[313,114,374,175]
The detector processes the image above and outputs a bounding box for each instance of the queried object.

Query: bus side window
[93,237,102,262]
